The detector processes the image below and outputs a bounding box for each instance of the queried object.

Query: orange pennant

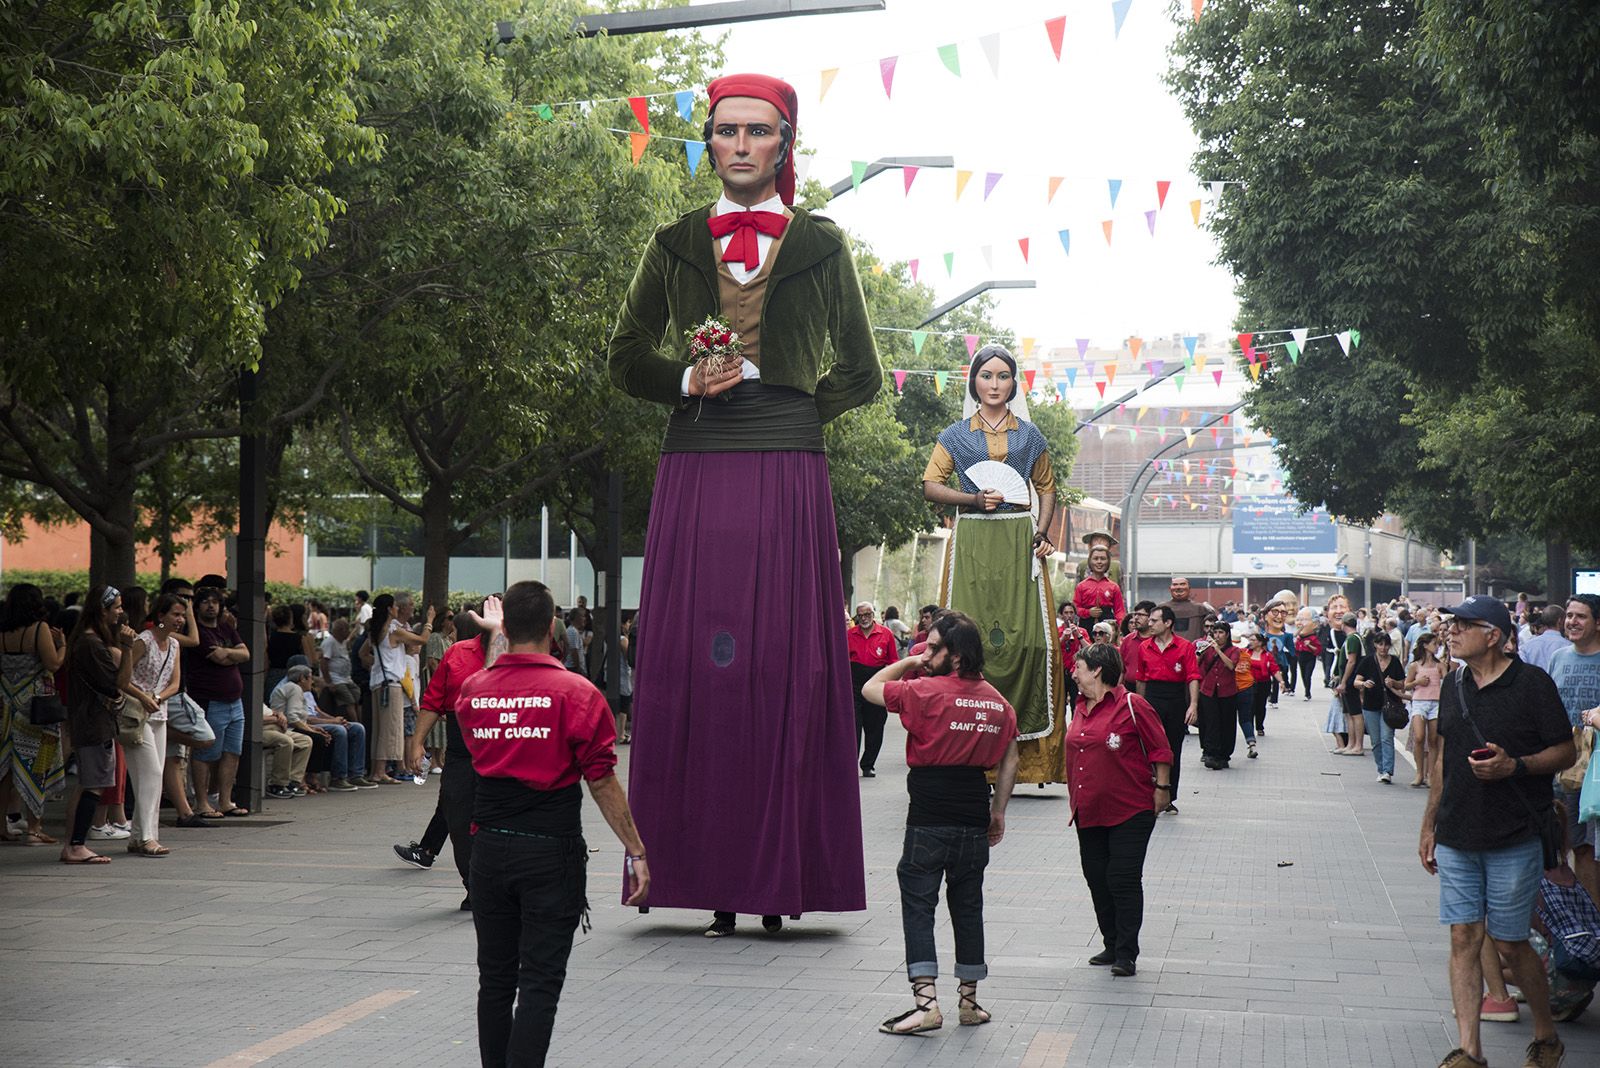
[629,132,649,165]
[1047,176,1064,203]
[1192,0,1205,23]
[1105,364,1118,386]
[1128,337,1143,360]
[1101,219,1113,245]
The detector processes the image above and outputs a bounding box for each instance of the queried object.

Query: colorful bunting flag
[820,68,839,101]
[964,334,979,357]
[943,251,954,276]
[1058,229,1071,256]
[1024,369,1037,392]
[1076,338,1090,358]
[1023,337,1036,358]
[1212,369,1224,386]
[1237,331,1254,351]
[628,96,650,134]
[1102,220,1114,245]
[903,165,919,194]
[1108,178,1122,208]
[912,331,928,355]
[684,141,705,175]
[1128,337,1143,359]
[879,56,898,98]
[1047,176,1064,203]
[1291,327,1308,351]
[1018,237,1030,263]
[1144,209,1157,235]
[1248,362,1262,382]
[1175,375,1187,393]
[1182,335,1198,359]
[1045,16,1067,60]
[1156,180,1171,208]
[955,170,973,199]
[1349,328,1361,348]
[909,258,919,283]
[934,370,947,394]
[1096,381,1108,398]
[1065,368,1079,387]
[850,160,867,191]
[1112,0,1133,38]
[1336,330,1352,355]
[980,33,1001,76]
[1105,364,1118,386]
[1189,198,1202,226]
[1284,340,1300,363]
[1209,180,1225,201]
[675,90,695,122]
[1192,0,1205,23]
[629,132,648,164]
[893,370,907,392]
[983,172,1003,199]
[938,43,961,77]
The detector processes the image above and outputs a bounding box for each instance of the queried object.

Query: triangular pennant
[1085,362,1096,379]
[1022,338,1036,358]
[1156,180,1171,208]
[850,160,868,191]
[820,68,839,101]
[1189,198,1202,226]
[1336,330,1352,355]
[1248,362,1262,382]
[1212,369,1224,386]
[1045,15,1067,60]
[902,165,919,195]
[1096,381,1108,398]
[893,370,908,393]
[1209,180,1225,201]
[536,104,554,121]
[983,172,1003,199]
[1192,0,1205,22]
[937,43,961,76]
[1105,364,1118,386]
[684,140,705,175]
[1285,340,1300,364]
[1236,331,1254,351]
[943,252,955,277]
[965,334,980,357]
[934,371,947,394]
[980,33,1001,76]
[629,131,649,165]
[1097,422,1108,436]
[912,331,928,355]
[1017,237,1030,264]
[1148,360,1164,378]
[675,90,694,122]
[1112,0,1133,38]
[980,245,994,269]
[1058,229,1071,256]
[1144,209,1156,235]
[955,169,973,199]
[909,258,919,283]
[1024,369,1037,392]
[1291,327,1308,351]
[1102,219,1114,245]
[1048,176,1065,204]
[1075,338,1090,358]
[1128,337,1143,360]
[1349,328,1361,348]
[1195,353,1208,372]
[1242,344,1256,364]
[1066,368,1079,387]
[879,56,898,98]
[628,96,650,134]
[1108,178,1122,208]
[1182,335,1198,358]
[871,264,886,276]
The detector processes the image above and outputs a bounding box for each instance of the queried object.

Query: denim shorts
[192,698,245,762]
[1411,699,1439,722]
[1435,838,1542,941]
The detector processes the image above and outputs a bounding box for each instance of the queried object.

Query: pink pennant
[1017,237,1030,263]
[880,56,898,98]
[902,166,918,195]
[1212,369,1223,386]
[893,370,907,392]
[1156,180,1171,208]
[964,334,979,358]
[1045,15,1067,60]
[909,258,919,283]
[628,96,650,134]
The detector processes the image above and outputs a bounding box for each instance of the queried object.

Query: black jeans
[471,831,588,1068]
[1248,684,1269,735]
[853,662,886,772]
[897,825,990,982]
[1143,681,1189,796]
[1077,809,1157,963]
[1297,652,1319,697]
[421,759,478,891]
[1198,692,1238,764]
[1278,650,1296,694]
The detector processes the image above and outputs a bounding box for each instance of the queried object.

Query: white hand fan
[963,461,1031,506]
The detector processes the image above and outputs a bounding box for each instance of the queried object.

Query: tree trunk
[1547,538,1572,604]
[839,541,865,613]
[419,479,455,615]
[90,429,141,590]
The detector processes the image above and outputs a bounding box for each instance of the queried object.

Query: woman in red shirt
[1242,632,1280,758]
[1196,622,1241,770]
[1065,642,1172,977]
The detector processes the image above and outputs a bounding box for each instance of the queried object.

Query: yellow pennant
[1189,198,1202,226]
[1022,337,1036,358]
[820,68,840,101]
[955,170,974,199]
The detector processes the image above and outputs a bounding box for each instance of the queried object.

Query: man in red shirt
[1134,605,1199,813]
[848,601,900,778]
[862,612,1020,1035]
[455,581,648,1068]
[1119,601,1156,684]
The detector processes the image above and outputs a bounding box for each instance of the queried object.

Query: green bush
[0,569,485,611]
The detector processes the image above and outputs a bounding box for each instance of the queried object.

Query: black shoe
[175,813,215,828]
[1110,960,1137,977]
[1088,949,1116,966]
[460,896,472,912]
[266,784,295,799]
[393,842,435,869]
[861,768,876,778]
[762,915,783,934]
[704,917,736,938]
[1162,802,1179,814]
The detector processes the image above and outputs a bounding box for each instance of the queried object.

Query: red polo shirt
[1118,633,1144,683]
[1073,576,1126,625]
[882,672,1018,768]
[456,652,616,791]
[1135,634,1199,684]
[1198,643,1240,698]
[420,638,487,717]
[1066,685,1173,828]
[847,623,898,668]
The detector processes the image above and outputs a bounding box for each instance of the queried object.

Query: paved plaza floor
[2,692,1596,1067]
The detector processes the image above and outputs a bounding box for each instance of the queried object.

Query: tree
[0,0,373,585]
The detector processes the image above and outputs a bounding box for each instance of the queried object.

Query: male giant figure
[608,74,878,935]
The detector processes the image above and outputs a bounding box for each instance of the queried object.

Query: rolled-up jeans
[897,824,990,982]
[322,722,367,780]
[1366,709,1395,776]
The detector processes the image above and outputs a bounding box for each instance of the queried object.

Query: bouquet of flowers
[685,315,743,378]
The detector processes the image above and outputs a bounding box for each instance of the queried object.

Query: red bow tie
[707,210,789,272]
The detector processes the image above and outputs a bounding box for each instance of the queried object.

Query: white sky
[709,0,1242,368]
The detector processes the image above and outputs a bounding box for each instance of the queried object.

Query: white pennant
[980,33,1001,77]
[980,245,994,270]
[1291,327,1308,350]
[1208,180,1225,201]
[1336,330,1352,355]
[792,155,813,183]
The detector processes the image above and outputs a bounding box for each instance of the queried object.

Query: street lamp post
[825,156,955,200]
[917,280,1036,327]
[570,0,885,36]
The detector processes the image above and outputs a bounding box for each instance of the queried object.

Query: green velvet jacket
[607,203,881,425]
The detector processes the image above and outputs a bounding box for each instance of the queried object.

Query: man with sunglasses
[1420,597,1575,1068]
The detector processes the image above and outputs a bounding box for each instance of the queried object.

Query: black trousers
[1296,652,1319,697]
[420,758,478,892]
[1198,692,1238,764]
[1077,809,1157,962]
[471,831,588,1068]
[1143,681,1189,795]
[853,662,886,772]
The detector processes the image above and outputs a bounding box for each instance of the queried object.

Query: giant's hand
[687,357,744,398]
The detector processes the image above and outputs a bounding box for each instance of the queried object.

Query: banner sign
[1231,496,1337,574]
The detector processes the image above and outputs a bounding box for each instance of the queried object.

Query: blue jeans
[897,825,990,982]
[1365,709,1394,775]
[323,722,367,780]
[193,698,244,762]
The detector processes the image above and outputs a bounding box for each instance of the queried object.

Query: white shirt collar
[716,192,785,216]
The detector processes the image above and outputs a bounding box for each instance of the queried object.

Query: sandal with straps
[879,979,943,1035]
[958,981,991,1026]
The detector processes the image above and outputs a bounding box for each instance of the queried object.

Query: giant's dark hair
[967,344,1019,405]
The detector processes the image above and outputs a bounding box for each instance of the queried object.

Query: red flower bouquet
[685,315,744,379]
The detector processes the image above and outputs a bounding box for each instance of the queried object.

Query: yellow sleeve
[922,442,956,485]
[1030,450,1056,496]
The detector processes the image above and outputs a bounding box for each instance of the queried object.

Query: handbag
[117,694,151,748]
[167,691,216,747]
[1581,733,1600,824]
[1381,689,1410,730]
[1453,668,1563,869]
[28,686,67,726]
[1559,727,1594,794]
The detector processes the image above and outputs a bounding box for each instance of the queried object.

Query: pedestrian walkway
[1,698,1594,1066]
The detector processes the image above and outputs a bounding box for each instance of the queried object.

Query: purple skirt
[628,450,866,915]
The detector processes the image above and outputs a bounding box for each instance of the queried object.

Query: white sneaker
[5,816,25,836]
[1377,773,1392,784]
[88,824,131,840]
